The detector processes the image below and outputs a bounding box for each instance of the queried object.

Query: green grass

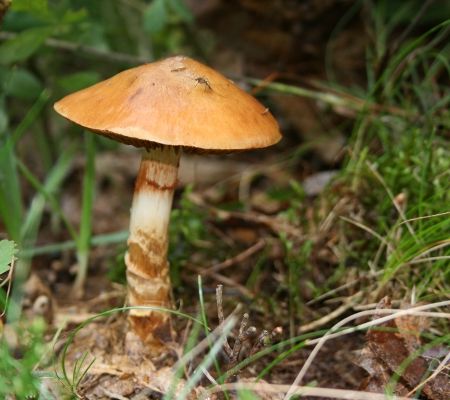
[72,132,96,297]
[346,14,450,298]
[0,319,46,400]
[257,14,450,304]
[169,185,207,286]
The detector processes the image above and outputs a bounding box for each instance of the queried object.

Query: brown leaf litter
[358,297,450,400]
[62,317,206,399]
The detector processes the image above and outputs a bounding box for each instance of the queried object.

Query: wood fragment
[188,192,302,238]
[0,31,149,65]
[205,239,266,275]
[187,266,253,298]
[299,292,363,333]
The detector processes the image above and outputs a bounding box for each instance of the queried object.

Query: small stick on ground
[189,192,302,237]
[206,239,266,275]
[0,31,149,65]
[299,291,363,333]
[189,268,253,298]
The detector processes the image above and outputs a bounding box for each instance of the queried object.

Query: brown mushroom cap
[54,56,281,151]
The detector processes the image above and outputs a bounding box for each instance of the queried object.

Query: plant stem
[126,145,180,349]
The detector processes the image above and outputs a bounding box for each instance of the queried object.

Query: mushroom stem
[125,145,180,347]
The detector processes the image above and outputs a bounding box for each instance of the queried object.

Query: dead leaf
[358,297,450,400]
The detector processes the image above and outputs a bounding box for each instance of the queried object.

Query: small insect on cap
[54,56,281,151]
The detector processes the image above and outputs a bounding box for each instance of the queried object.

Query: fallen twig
[186,266,254,298]
[203,382,413,400]
[307,274,381,306]
[0,31,149,65]
[299,291,363,333]
[189,192,302,238]
[206,239,266,275]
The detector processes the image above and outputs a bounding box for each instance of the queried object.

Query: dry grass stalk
[285,300,450,399]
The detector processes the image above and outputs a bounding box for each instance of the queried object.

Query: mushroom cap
[54,56,281,151]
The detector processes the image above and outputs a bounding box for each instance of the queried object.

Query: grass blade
[176,318,235,400]
[0,89,51,242]
[19,230,129,258]
[16,158,77,241]
[20,146,76,247]
[7,146,75,323]
[11,90,50,145]
[0,138,23,241]
[73,132,96,296]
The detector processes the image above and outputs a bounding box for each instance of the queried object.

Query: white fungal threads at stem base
[125,145,180,347]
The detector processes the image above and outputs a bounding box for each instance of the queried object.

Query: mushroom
[54,56,281,351]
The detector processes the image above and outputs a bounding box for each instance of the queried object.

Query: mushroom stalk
[125,145,180,347]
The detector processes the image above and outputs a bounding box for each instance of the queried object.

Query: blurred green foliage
[0,3,200,396]
[0,0,196,143]
[169,185,207,286]
[0,318,46,399]
[0,239,16,275]
[0,0,198,274]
